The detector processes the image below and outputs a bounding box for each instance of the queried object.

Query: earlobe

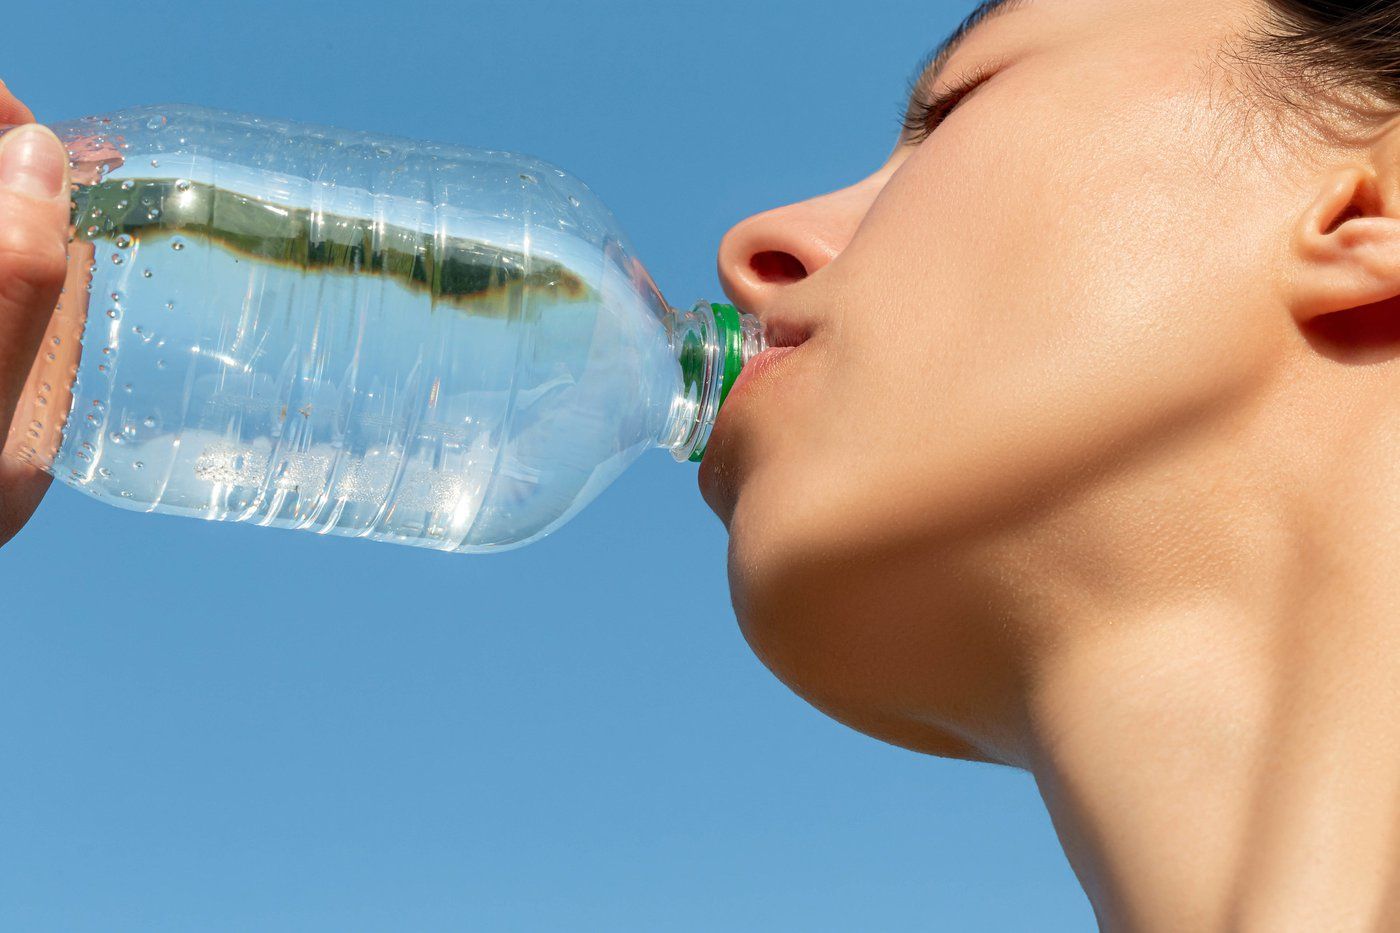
[1289,164,1400,323]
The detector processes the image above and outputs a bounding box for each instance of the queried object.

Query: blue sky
[1,1,1094,929]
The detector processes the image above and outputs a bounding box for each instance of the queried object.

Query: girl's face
[701,0,1318,758]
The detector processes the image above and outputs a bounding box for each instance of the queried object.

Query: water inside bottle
[45,157,682,551]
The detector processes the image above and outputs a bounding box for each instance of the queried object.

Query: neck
[1020,445,1400,931]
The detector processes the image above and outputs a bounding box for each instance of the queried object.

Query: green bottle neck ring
[669,301,766,463]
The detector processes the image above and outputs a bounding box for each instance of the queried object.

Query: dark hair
[1247,1,1400,133]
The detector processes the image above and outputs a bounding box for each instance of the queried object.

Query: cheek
[731,82,1287,576]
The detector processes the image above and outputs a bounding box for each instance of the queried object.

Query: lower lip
[727,345,800,403]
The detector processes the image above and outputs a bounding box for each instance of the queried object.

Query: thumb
[0,123,71,432]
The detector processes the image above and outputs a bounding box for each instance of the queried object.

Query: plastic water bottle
[3,104,766,552]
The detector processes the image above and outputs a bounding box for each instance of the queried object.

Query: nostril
[749,250,808,285]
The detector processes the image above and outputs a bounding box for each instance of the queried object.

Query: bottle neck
[660,301,766,463]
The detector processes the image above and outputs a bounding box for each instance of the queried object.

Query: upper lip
[760,314,813,349]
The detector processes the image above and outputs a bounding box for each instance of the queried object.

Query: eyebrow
[917,0,1031,89]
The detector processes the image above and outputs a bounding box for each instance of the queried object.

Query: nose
[717,170,889,315]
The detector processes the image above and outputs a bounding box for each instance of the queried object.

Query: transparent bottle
[2,104,766,552]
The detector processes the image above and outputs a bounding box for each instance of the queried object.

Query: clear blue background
[2,2,1094,929]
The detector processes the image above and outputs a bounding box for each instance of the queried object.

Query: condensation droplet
[114,234,132,249]
[45,352,55,362]
[170,240,184,252]
[133,461,145,470]
[85,225,99,237]
[519,173,537,185]
[568,196,581,208]
[119,491,133,499]
[147,208,161,221]
[98,467,112,478]
[106,308,120,320]
[110,253,123,265]
[175,179,191,192]
[97,363,108,372]
[122,383,133,393]
[50,336,60,346]
[150,158,159,168]
[165,301,175,311]
[120,179,134,191]
[142,416,155,428]
[156,359,167,369]
[109,291,122,302]
[142,268,153,278]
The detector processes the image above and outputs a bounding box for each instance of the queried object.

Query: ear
[1288,163,1400,324]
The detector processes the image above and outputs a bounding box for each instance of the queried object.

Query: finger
[0,124,71,432]
[0,77,36,126]
[0,237,90,542]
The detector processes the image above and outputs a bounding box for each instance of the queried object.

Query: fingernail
[0,124,67,200]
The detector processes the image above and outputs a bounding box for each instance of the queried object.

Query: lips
[761,316,811,350]
[697,311,813,514]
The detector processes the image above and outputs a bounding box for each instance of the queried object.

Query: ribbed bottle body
[23,104,683,551]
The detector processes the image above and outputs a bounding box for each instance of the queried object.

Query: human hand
[0,80,71,546]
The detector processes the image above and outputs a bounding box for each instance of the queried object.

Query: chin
[723,484,1015,765]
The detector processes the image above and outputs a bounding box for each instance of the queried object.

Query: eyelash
[900,65,995,145]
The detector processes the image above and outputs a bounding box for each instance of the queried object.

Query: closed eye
[899,64,997,146]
